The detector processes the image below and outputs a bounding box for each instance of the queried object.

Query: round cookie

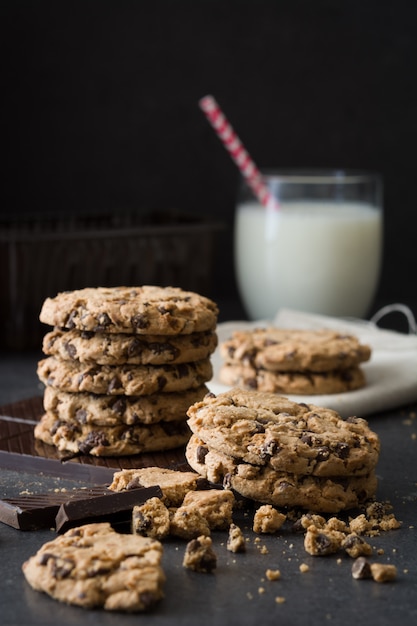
[218,362,366,394]
[185,434,377,513]
[39,286,218,335]
[220,328,371,373]
[43,328,218,366]
[35,411,191,456]
[43,385,209,426]
[38,356,213,396]
[186,388,380,477]
[22,522,165,611]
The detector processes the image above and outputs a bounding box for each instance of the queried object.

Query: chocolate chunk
[55,485,162,533]
[0,485,110,530]
[351,557,372,579]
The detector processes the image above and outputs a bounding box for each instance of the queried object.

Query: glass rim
[252,169,382,185]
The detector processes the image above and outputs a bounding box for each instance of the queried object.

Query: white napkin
[209,308,417,418]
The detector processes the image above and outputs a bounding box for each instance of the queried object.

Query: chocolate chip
[78,431,109,454]
[64,342,77,359]
[351,557,372,579]
[301,432,313,446]
[157,376,167,391]
[126,476,144,490]
[176,363,189,378]
[334,442,350,459]
[75,409,87,424]
[223,473,233,489]
[313,533,333,555]
[94,312,112,331]
[65,310,78,329]
[259,439,281,459]
[127,338,144,357]
[111,397,126,416]
[316,446,330,462]
[38,552,54,566]
[107,376,122,393]
[131,314,150,330]
[196,445,209,464]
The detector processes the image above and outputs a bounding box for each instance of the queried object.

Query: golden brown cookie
[220,328,371,373]
[22,522,165,611]
[186,389,380,477]
[43,385,208,426]
[38,356,213,396]
[43,328,218,365]
[185,434,377,513]
[34,411,190,456]
[218,362,366,395]
[39,286,218,335]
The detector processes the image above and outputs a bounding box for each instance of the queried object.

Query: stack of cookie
[35,286,218,457]
[219,328,371,395]
[185,388,380,513]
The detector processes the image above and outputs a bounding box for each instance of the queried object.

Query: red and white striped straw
[199,95,278,209]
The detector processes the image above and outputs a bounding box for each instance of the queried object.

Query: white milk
[235,200,383,320]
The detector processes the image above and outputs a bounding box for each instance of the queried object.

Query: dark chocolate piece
[55,485,162,533]
[0,486,111,530]
[0,485,161,531]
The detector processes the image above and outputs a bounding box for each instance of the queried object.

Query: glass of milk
[234,170,383,320]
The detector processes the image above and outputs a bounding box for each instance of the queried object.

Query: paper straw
[199,95,278,209]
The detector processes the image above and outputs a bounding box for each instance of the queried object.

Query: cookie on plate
[186,388,380,477]
[22,522,165,611]
[218,327,371,395]
[220,328,371,373]
[219,363,366,395]
[39,286,218,335]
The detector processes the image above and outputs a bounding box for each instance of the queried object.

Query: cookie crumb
[183,535,217,573]
[227,523,246,553]
[266,568,281,581]
[370,563,397,583]
[275,596,286,604]
[299,563,310,573]
[253,505,286,534]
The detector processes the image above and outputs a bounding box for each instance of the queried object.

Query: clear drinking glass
[234,170,383,320]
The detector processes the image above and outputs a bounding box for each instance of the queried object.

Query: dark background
[1,0,416,334]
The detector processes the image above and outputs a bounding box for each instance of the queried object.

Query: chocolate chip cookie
[39,286,218,335]
[38,356,213,396]
[43,385,209,426]
[186,388,380,477]
[35,411,191,456]
[219,363,366,395]
[220,328,371,373]
[186,434,377,513]
[43,328,218,365]
[22,522,165,611]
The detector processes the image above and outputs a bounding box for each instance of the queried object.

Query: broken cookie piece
[181,489,235,530]
[227,523,246,553]
[253,505,286,534]
[132,497,171,540]
[183,535,217,573]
